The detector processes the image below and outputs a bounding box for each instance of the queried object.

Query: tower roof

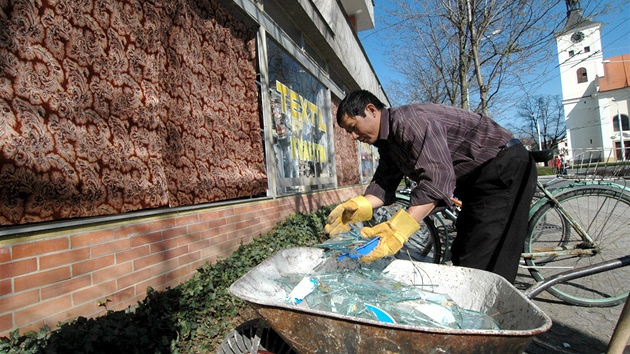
[556,0,599,37]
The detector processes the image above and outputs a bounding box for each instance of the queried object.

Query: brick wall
[0,186,364,336]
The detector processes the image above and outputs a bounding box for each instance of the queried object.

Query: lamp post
[612,99,625,161]
[533,115,543,150]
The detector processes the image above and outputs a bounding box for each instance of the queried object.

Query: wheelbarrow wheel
[217,318,296,354]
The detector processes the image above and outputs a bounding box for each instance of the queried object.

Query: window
[613,114,630,132]
[584,46,590,53]
[569,50,575,57]
[267,39,335,195]
[577,68,588,83]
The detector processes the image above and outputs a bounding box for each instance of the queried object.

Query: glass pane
[267,39,335,195]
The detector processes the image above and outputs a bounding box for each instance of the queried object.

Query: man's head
[336,90,385,144]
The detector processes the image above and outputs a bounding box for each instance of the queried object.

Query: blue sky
[359,0,630,122]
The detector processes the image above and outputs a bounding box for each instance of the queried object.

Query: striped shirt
[364,103,513,209]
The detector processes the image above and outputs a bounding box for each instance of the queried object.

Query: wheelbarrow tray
[230,247,551,353]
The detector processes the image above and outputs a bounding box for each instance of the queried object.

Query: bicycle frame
[523,180,630,259]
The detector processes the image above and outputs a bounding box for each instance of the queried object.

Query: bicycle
[370,149,630,307]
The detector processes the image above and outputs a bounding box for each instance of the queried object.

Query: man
[326,90,536,283]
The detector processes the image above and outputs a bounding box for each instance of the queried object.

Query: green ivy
[0,205,334,353]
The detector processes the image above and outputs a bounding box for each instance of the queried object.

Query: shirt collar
[377,108,390,142]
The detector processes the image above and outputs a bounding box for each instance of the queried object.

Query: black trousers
[451,143,537,283]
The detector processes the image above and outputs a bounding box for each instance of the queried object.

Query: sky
[358,0,630,123]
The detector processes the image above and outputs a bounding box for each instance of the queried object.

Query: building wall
[0,185,364,336]
[0,0,384,337]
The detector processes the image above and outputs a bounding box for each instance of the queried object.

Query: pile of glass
[275,229,500,330]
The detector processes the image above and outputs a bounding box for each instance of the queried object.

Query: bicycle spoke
[525,185,630,306]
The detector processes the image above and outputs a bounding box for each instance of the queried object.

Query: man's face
[339,104,380,144]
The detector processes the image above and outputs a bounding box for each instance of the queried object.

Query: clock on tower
[571,31,585,43]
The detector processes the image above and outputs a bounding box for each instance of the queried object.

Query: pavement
[516,269,629,354]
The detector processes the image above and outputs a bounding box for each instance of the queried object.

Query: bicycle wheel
[368,198,441,264]
[525,185,630,306]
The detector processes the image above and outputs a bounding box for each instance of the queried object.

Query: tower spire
[559,0,595,34]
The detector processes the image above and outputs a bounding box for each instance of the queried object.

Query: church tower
[555,0,603,157]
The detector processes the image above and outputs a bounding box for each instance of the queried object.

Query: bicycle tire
[525,185,630,306]
[367,198,441,264]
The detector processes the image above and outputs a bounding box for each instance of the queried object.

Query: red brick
[178,250,200,266]
[70,230,116,248]
[117,268,151,289]
[163,245,188,260]
[199,208,234,220]
[72,281,116,306]
[0,279,11,297]
[110,293,145,312]
[0,289,39,314]
[225,214,244,225]
[162,226,187,239]
[199,228,219,241]
[177,233,201,246]
[14,267,71,292]
[92,263,133,284]
[40,248,90,270]
[165,266,190,283]
[41,275,91,300]
[134,275,166,294]
[149,259,178,277]
[206,217,227,228]
[187,221,210,234]
[12,238,68,259]
[72,255,115,276]
[210,234,228,245]
[45,301,100,330]
[109,287,134,306]
[131,232,162,247]
[0,313,12,334]
[91,239,130,258]
[14,295,72,328]
[149,238,178,254]
[173,215,199,227]
[0,247,10,263]
[133,253,163,270]
[116,245,149,264]
[0,258,37,279]
[189,238,210,252]
[114,222,154,238]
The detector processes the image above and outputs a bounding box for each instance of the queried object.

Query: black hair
[336,90,386,126]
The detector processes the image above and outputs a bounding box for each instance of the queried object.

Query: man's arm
[407,202,437,222]
[364,194,436,223]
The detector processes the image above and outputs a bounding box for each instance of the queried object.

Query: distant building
[555,0,630,162]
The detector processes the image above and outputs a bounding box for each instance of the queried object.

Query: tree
[509,94,566,150]
[367,0,606,116]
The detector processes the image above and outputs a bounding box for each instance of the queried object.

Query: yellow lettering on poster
[289,136,327,163]
[275,81,326,132]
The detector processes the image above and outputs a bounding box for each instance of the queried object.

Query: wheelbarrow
[223,247,551,353]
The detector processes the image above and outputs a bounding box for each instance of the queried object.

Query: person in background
[325,90,537,284]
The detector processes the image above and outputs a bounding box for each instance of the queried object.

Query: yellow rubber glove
[359,209,420,263]
[324,196,373,236]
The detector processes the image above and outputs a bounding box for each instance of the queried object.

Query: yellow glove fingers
[326,204,346,224]
[360,223,395,239]
[324,196,373,235]
[359,209,421,263]
[324,222,350,235]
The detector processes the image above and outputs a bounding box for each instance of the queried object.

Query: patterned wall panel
[0,0,267,225]
[331,100,360,187]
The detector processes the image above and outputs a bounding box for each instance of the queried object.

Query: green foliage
[537,166,557,176]
[0,206,335,354]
